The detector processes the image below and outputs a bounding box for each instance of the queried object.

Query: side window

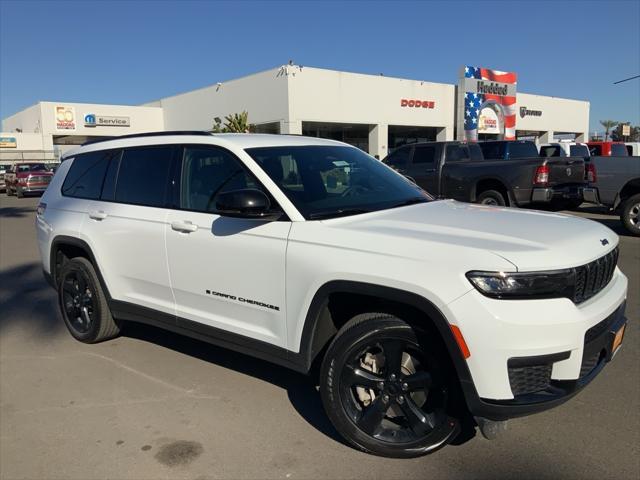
[589,145,602,156]
[610,144,628,156]
[384,147,411,167]
[62,150,116,199]
[413,145,437,165]
[445,145,469,162]
[180,146,262,213]
[468,144,484,161]
[115,146,174,207]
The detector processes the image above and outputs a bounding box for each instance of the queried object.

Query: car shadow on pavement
[568,206,635,238]
[122,322,348,447]
[0,262,63,337]
[0,206,37,218]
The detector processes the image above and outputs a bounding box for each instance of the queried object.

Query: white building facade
[2,65,590,164]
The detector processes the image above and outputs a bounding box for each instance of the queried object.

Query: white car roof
[63,133,349,159]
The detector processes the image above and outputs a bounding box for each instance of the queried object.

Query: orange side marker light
[450,325,471,359]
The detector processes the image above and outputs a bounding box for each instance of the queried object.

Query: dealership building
[1,64,590,164]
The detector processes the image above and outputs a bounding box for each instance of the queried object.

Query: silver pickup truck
[589,155,640,236]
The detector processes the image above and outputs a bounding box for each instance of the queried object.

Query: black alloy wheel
[321,314,459,457]
[57,257,120,343]
[61,269,97,335]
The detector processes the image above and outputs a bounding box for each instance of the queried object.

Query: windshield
[17,163,47,172]
[245,145,431,219]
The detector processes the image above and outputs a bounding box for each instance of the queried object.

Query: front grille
[573,248,618,303]
[508,364,552,396]
[27,175,51,183]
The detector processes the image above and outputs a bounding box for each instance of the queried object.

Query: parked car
[539,142,590,159]
[587,141,628,157]
[5,162,54,197]
[37,132,627,458]
[0,165,7,192]
[587,155,640,235]
[625,142,640,157]
[383,140,596,210]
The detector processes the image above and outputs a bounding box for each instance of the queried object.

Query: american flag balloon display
[463,66,517,141]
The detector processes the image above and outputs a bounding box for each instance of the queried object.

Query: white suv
[36,132,628,457]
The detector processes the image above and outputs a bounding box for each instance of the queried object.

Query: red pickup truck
[5,162,54,198]
[586,141,628,157]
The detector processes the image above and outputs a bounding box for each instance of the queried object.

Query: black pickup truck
[383,140,597,209]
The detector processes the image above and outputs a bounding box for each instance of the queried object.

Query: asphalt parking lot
[1,194,638,480]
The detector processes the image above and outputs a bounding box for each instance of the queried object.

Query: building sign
[84,114,131,127]
[0,136,17,148]
[622,124,631,136]
[400,99,436,109]
[520,107,542,118]
[478,107,500,134]
[457,66,517,141]
[55,105,76,130]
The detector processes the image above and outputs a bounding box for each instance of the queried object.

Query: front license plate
[612,325,626,356]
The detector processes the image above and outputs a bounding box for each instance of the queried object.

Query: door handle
[171,221,198,233]
[88,210,107,220]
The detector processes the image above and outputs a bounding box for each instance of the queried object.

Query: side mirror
[215,189,282,220]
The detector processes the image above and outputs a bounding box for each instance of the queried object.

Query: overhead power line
[613,74,640,84]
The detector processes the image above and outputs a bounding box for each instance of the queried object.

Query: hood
[320,200,618,271]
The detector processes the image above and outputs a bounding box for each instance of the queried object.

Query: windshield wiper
[389,197,430,209]
[309,208,372,220]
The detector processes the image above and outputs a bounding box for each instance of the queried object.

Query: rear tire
[620,193,640,236]
[476,190,506,206]
[319,313,459,458]
[58,257,120,343]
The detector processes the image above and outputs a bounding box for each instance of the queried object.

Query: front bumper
[445,268,628,420]
[21,184,49,193]
[531,184,594,203]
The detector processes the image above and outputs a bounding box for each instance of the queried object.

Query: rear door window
[413,145,437,165]
[507,142,538,159]
[479,142,505,160]
[115,146,174,207]
[62,150,118,199]
[445,145,469,162]
[468,144,483,160]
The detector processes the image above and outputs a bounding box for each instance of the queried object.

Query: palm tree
[599,120,618,141]
[212,111,252,133]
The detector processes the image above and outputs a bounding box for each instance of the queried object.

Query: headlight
[466,270,574,300]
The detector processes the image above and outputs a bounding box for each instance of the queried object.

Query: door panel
[405,144,439,195]
[165,145,290,347]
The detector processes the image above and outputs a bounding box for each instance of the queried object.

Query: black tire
[320,313,459,458]
[620,193,640,237]
[476,190,506,206]
[57,257,120,343]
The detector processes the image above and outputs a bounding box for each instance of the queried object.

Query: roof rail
[81,130,212,146]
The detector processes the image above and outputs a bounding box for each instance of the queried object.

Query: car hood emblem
[601,239,609,246]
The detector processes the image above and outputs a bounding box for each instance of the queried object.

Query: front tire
[58,257,120,343]
[320,314,459,458]
[620,193,640,236]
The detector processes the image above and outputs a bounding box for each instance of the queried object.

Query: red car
[5,162,54,198]
[586,141,628,157]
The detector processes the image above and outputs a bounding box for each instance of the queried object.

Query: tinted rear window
[570,145,590,157]
[610,144,628,156]
[478,142,505,160]
[62,150,117,199]
[445,145,469,162]
[115,147,174,207]
[540,146,563,157]
[507,142,538,159]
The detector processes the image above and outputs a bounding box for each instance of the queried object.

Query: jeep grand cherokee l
[36,132,628,458]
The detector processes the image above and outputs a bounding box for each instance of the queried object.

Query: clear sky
[1,0,639,135]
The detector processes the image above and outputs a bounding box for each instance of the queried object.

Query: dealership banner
[0,136,17,148]
[457,66,517,141]
[55,105,76,130]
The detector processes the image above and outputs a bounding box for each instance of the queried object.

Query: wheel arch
[472,177,511,205]
[298,281,474,388]
[619,178,640,202]
[49,236,111,300]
